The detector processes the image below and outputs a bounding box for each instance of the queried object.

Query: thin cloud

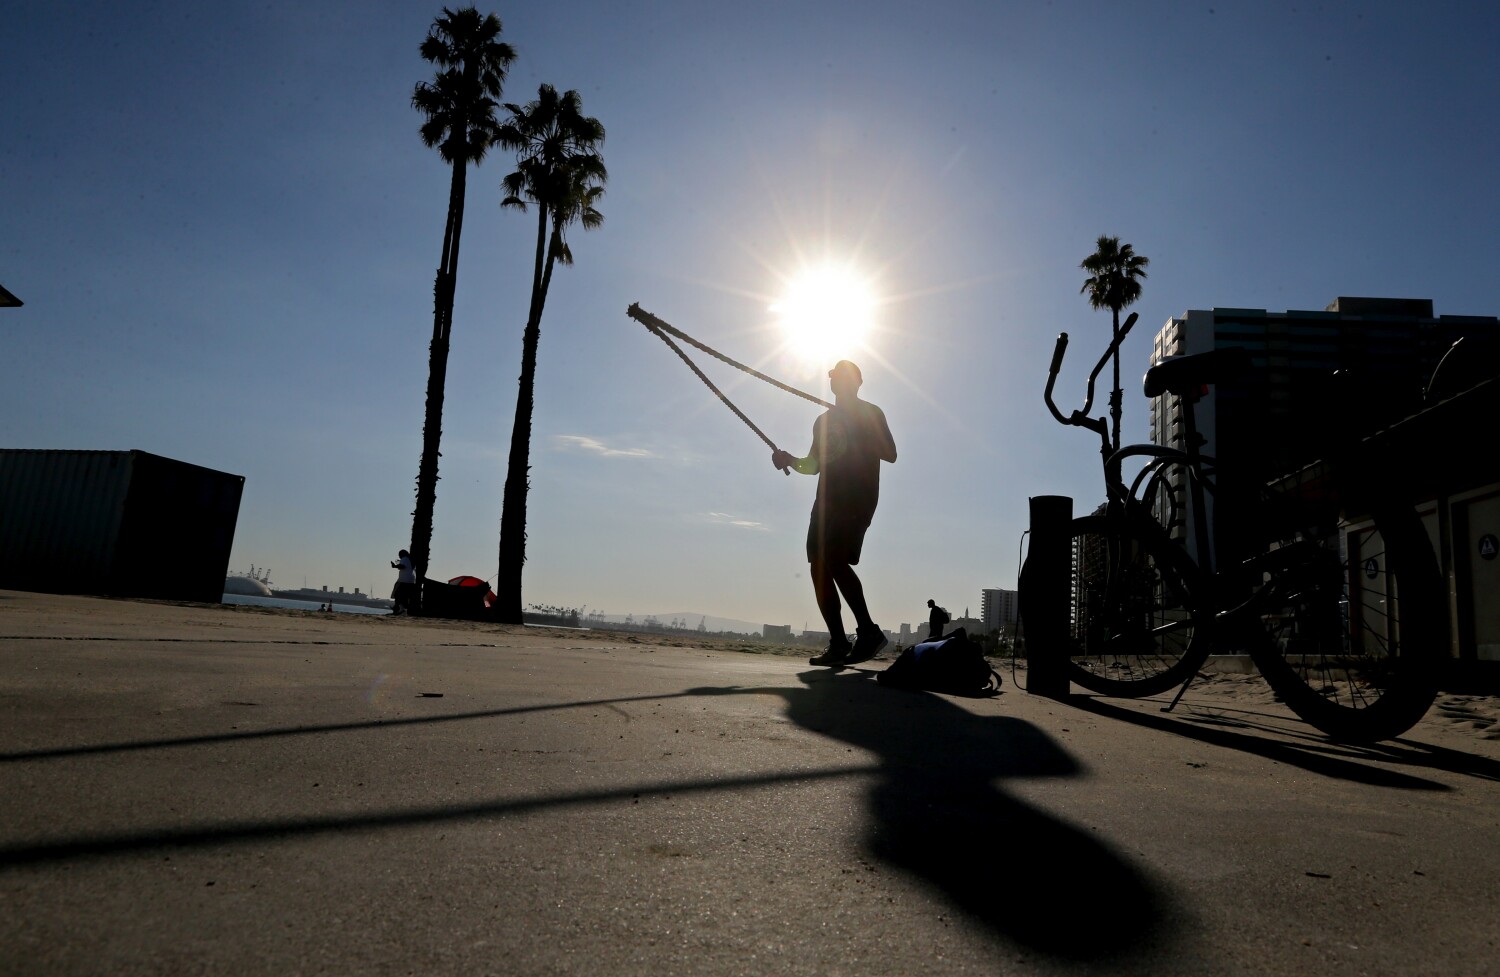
[707,511,769,531]
[553,435,654,459]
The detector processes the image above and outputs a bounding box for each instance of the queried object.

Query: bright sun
[770,264,878,367]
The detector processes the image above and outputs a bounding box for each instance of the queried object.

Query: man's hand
[771,448,796,474]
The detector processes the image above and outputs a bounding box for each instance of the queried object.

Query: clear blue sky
[4,2,1497,630]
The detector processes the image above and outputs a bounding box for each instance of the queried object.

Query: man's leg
[834,563,889,664]
[813,561,847,634]
[829,562,874,632]
[809,558,851,664]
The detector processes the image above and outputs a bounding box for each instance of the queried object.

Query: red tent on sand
[447,576,496,607]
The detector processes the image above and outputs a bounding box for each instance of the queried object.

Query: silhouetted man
[927,598,950,641]
[772,360,897,665]
[391,549,416,616]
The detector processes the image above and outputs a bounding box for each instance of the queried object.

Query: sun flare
[770,264,878,367]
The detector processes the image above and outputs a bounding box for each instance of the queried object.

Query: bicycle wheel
[1249,501,1444,743]
[1066,513,1212,697]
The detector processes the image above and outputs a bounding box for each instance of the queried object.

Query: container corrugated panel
[0,449,245,602]
[0,450,133,592]
[115,451,245,603]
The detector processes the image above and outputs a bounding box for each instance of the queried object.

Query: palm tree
[493,85,606,623]
[407,6,515,583]
[1080,235,1150,452]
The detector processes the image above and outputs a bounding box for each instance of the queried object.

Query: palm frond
[1080,235,1149,314]
[414,6,515,164]
[499,84,607,246]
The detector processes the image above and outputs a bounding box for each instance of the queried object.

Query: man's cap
[830,360,862,382]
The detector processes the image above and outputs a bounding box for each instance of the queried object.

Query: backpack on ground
[876,628,1002,697]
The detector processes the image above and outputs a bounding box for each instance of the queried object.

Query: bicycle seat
[1143,347,1250,398]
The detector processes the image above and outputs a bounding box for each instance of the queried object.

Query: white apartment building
[981,587,1019,635]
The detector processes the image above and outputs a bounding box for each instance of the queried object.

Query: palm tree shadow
[696,669,1179,962]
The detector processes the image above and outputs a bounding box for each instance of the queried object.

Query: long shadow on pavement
[0,692,704,762]
[687,668,1180,963]
[1067,694,1500,787]
[0,668,1181,963]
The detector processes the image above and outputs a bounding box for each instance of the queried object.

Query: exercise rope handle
[627,303,831,469]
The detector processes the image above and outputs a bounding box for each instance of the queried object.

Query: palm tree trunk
[1109,307,1122,454]
[494,207,552,623]
[411,160,468,581]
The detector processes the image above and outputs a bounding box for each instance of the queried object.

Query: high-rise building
[981,588,1019,634]
[1148,298,1497,568]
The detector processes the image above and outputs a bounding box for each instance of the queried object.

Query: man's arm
[870,404,897,463]
[771,449,819,475]
[771,416,824,475]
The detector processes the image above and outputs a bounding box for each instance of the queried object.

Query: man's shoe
[844,627,889,664]
[809,642,851,666]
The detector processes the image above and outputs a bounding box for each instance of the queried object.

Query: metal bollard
[1021,495,1073,698]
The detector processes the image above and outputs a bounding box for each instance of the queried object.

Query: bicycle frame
[1043,320,1446,738]
[1047,319,1252,708]
[1044,313,1218,578]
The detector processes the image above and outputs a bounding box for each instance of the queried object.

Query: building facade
[1147,298,1499,663]
[1149,299,1494,559]
[981,588,1019,635]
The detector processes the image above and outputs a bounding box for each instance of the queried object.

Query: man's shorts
[806,501,873,566]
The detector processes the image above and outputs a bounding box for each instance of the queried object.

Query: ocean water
[221,594,391,616]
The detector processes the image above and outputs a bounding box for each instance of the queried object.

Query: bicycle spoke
[1252,504,1441,742]
[1064,514,1209,697]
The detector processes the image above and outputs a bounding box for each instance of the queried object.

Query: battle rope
[626,303,831,455]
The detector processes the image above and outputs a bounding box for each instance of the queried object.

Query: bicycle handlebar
[1048,332,1069,376]
[1044,333,1071,424]
[1092,311,1139,383]
[1043,311,1139,436]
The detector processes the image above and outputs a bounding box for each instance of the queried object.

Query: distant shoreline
[270,588,392,609]
[222,593,390,615]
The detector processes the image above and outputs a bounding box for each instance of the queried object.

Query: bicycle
[1041,313,1446,742]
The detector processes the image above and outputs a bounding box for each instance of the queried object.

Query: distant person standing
[927,599,950,642]
[772,359,897,666]
[391,549,417,616]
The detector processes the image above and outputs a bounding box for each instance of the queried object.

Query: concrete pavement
[1,590,1497,976]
